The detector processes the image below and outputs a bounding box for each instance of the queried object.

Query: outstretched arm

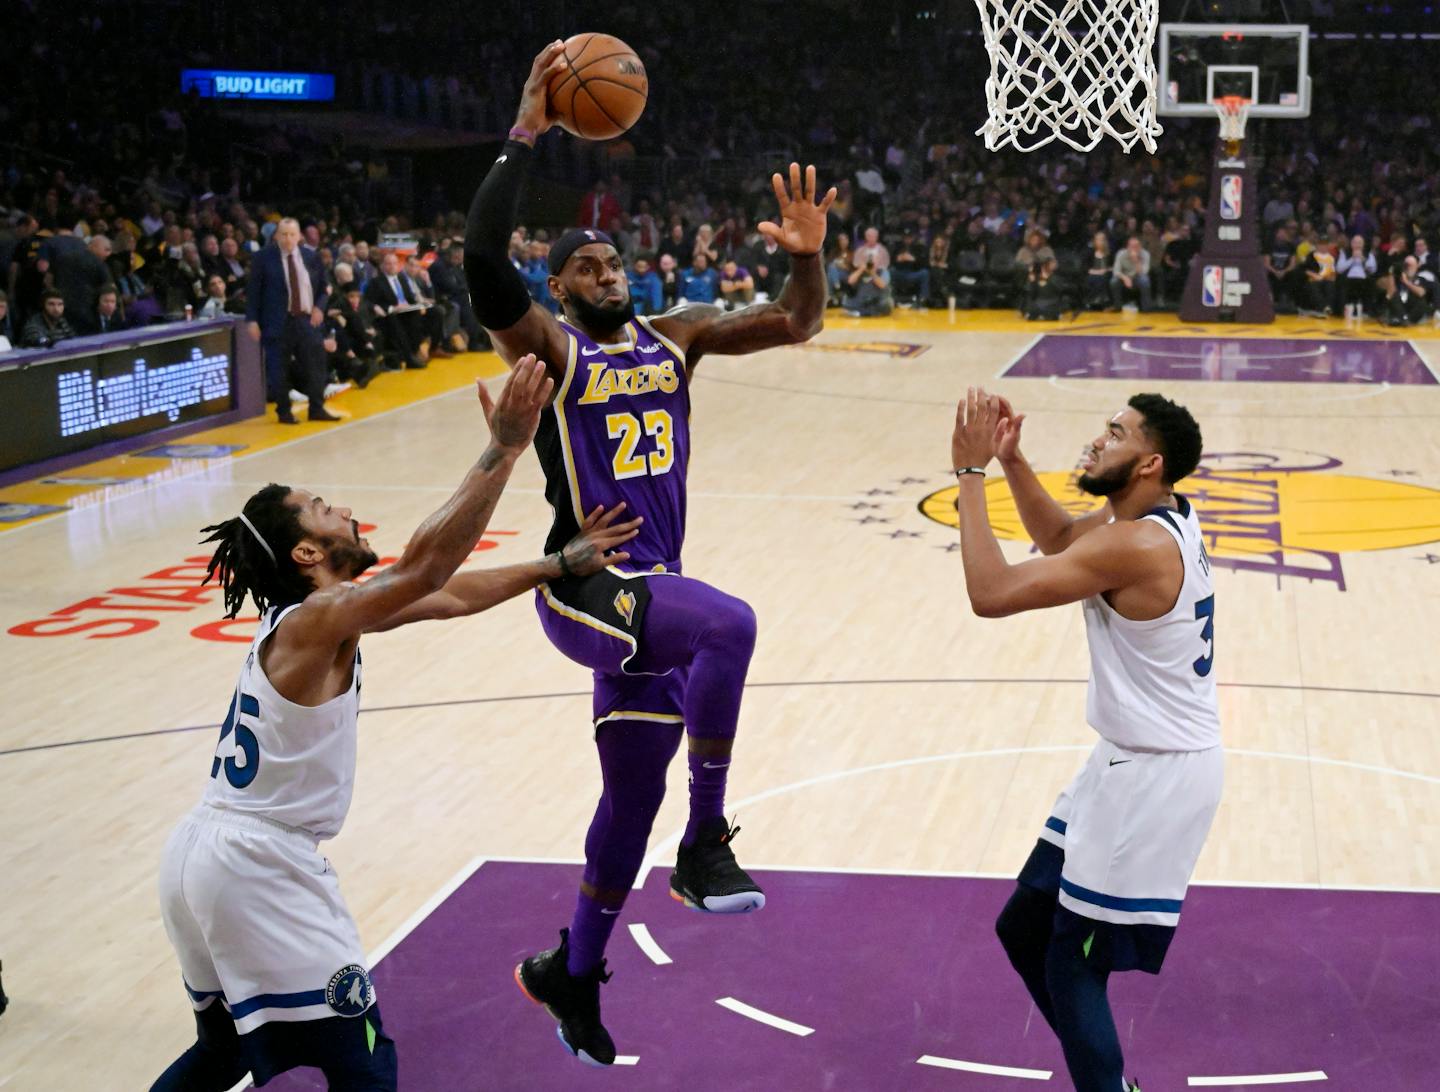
[653,163,836,371]
[992,400,1111,556]
[366,503,643,632]
[285,359,554,651]
[951,388,1154,618]
[462,41,570,376]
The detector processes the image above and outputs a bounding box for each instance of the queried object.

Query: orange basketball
[546,32,648,141]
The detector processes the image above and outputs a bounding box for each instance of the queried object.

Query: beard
[566,291,635,335]
[1077,454,1139,497]
[328,523,380,579]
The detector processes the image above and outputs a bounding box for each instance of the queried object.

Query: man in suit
[245,217,340,424]
[362,251,426,370]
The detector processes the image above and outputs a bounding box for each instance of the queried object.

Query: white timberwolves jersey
[1082,494,1220,752]
[201,603,361,839]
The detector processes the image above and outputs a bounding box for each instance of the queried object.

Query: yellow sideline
[3,308,1436,532]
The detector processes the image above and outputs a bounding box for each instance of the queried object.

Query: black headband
[548,229,617,274]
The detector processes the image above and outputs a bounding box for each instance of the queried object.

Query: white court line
[917,1054,1052,1080]
[993,332,1045,379]
[715,997,814,1036]
[1189,1072,1327,1086]
[1119,339,1328,361]
[613,1056,640,1066]
[628,923,672,965]
[635,740,1440,890]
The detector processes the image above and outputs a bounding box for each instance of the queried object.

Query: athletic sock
[682,747,730,845]
[566,889,622,976]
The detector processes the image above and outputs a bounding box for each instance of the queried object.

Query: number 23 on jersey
[606,409,674,480]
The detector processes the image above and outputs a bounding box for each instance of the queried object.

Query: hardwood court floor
[3,310,1439,1087]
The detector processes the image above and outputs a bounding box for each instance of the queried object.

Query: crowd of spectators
[5,2,1440,364]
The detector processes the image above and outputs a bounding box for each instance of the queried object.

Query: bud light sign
[1220,175,1243,221]
[181,69,336,102]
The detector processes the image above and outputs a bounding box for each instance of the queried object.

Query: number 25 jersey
[535,316,691,570]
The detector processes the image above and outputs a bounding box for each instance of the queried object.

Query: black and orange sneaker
[514,929,615,1067]
[670,817,766,913]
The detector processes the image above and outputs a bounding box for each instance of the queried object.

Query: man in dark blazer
[362,251,426,369]
[245,217,339,424]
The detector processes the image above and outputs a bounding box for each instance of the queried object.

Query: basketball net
[973,0,1162,154]
[1214,95,1252,157]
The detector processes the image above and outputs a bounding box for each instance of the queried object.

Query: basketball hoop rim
[1214,95,1252,115]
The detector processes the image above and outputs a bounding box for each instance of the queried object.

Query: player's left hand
[757,163,837,256]
[952,386,1002,471]
[562,503,645,576]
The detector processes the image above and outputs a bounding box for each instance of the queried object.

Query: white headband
[237,513,277,565]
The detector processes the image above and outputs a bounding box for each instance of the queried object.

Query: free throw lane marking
[1189,1073,1328,1087]
[715,997,814,1036]
[613,1056,640,1066]
[917,1054,1053,1080]
[628,923,672,965]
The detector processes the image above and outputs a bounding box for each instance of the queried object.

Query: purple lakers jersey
[535,316,691,568]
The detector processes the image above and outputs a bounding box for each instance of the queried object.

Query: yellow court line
[0,351,510,533]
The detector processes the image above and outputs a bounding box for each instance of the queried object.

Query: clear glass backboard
[1158,23,1310,117]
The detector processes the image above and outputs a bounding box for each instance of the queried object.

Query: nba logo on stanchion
[1220,175,1243,220]
[1202,265,1224,307]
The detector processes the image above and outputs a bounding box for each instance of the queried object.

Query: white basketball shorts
[1039,737,1224,929]
[158,805,375,1034]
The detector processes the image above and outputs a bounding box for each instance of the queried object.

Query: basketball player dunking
[949,389,1222,1092]
[462,42,835,1066]
[151,360,638,1090]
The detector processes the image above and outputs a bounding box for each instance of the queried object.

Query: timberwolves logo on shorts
[326,964,373,1017]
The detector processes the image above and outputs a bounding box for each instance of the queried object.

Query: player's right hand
[515,40,569,138]
[562,503,644,576]
[477,354,553,453]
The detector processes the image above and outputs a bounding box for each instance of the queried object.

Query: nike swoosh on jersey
[1108,758,1132,766]
[582,346,604,356]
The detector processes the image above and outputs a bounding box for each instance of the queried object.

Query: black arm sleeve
[463,140,536,331]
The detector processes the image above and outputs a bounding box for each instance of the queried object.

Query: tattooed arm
[365,503,643,632]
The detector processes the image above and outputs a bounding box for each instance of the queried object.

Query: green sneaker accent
[1082,930,1095,959]
[366,1018,377,1053]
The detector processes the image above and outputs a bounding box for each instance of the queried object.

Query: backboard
[1157,23,1310,117]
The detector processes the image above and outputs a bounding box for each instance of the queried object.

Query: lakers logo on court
[613,589,637,626]
[326,965,373,1018]
[919,451,1440,590]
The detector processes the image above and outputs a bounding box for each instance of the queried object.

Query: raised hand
[477,354,554,452]
[757,163,838,256]
[514,40,569,139]
[952,386,1002,471]
[562,503,644,576]
[994,395,1026,464]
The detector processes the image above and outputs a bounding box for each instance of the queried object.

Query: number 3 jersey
[1082,495,1221,753]
[201,603,362,840]
[535,316,691,570]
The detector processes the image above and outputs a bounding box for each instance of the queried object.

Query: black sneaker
[514,929,615,1067]
[670,817,766,913]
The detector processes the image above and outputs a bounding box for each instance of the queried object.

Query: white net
[1214,97,1251,147]
[973,0,1163,154]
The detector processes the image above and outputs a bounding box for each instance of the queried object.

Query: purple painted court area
[266,863,1440,1090]
[1004,334,1438,385]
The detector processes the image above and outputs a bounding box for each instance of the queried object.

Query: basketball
[545,32,648,141]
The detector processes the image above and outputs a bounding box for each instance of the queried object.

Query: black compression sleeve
[463,140,536,331]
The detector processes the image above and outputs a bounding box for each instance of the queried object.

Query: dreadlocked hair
[200,483,315,618]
